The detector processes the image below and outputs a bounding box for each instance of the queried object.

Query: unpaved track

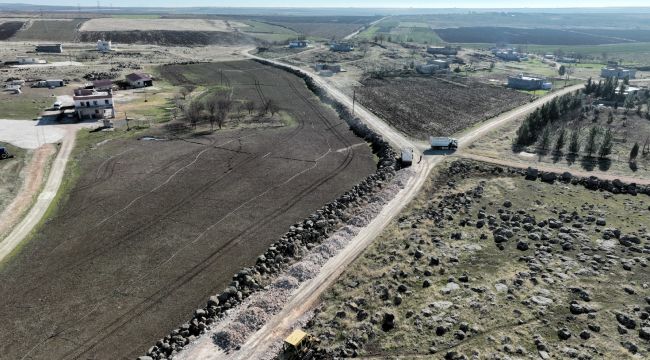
[179,57,586,360]
[0,144,56,240]
[458,152,650,185]
[0,128,78,262]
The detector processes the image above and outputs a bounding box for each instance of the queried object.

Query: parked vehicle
[0,147,14,160]
[429,136,458,150]
[401,147,414,166]
[53,100,62,109]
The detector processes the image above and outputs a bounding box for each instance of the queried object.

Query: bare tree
[244,100,256,115]
[184,99,203,129]
[179,87,191,100]
[204,95,219,131]
[267,99,280,117]
[216,98,233,129]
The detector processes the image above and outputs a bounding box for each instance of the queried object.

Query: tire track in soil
[12,62,359,359]
[61,65,358,360]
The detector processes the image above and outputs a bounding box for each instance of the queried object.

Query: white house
[73,88,115,120]
[17,57,47,65]
[126,73,153,88]
[97,40,112,52]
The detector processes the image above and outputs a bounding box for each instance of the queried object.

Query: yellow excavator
[280,329,316,360]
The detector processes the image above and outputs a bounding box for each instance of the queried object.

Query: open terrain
[355,76,533,140]
[0,143,28,215]
[307,160,650,359]
[0,60,375,359]
[11,19,86,41]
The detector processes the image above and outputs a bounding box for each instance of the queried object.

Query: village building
[73,88,115,120]
[507,74,552,90]
[32,79,65,88]
[314,63,341,73]
[35,44,63,53]
[91,79,113,91]
[426,45,458,55]
[288,40,308,48]
[601,66,636,79]
[330,42,353,52]
[97,39,112,52]
[16,57,47,65]
[126,73,153,88]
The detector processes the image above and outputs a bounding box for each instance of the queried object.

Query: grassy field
[0,143,28,216]
[308,160,650,358]
[0,88,62,120]
[357,19,443,44]
[236,20,298,43]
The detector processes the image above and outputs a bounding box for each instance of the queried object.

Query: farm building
[73,88,115,120]
[126,73,153,88]
[507,74,552,91]
[601,67,636,79]
[493,49,527,62]
[426,46,458,55]
[91,79,113,91]
[288,40,308,48]
[16,57,47,65]
[35,44,63,53]
[32,79,65,88]
[97,39,112,52]
[557,57,578,63]
[330,42,353,52]
[416,59,450,74]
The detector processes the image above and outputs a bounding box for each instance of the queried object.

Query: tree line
[515,92,582,146]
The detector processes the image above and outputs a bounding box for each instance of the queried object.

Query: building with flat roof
[73,88,115,120]
[126,73,153,88]
[35,44,63,53]
[330,42,353,52]
[426,46,458,55]
[507,74,552,91]
[601,67,636,79]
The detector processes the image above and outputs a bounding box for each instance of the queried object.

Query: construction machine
[280,329,316,360]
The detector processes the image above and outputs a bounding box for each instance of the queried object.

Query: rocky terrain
[306,160,650,359]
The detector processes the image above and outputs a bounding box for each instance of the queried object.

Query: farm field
[0,20,22,40]
[80,18,235,32]
[11,19,85,41]
[0,86,69,120]
[307,160,650,359]
[355,76,532,140]
[0,60,375,359]
[256,15,376,40]
[435,27,650,46]
[235,20,299,43]
[358,19,443,44]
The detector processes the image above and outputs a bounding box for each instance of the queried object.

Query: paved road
[177,55,586,359]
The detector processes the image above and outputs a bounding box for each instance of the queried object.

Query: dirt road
[0,144,56,240]
[176,56,587,360]
[0,126,79,263]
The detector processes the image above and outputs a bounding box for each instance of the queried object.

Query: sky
[2,0,649,8]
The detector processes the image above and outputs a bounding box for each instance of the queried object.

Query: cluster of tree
[515,92,582,146]
[583,77,623,101]
[175,88,281,131]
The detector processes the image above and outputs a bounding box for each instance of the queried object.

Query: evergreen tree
[630,142,639,161]
[598,128,613,159]
[569,129,581,154]
[554,127,566,153]
[585,126,600,157]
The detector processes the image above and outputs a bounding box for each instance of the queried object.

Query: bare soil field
[356,76,533,140]
[307,160,650,359]
[0,60,375,359]
[0,20,22,40]
[11,19,85,42]
[80,18,232,32]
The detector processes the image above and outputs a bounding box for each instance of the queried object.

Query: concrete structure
[330,42,353,52]
[17,57,47,65]
[557,57,578,63]
[125,73,153,88]
[426,46,458,55]
[32,79,65,88]
[73,88,115,120]
[494,49,527,62]
[601,67,636,79]
[507,74,552,91]
[91,79,113,91]
[97,39,112,52]
[35,44,63,53]
[288,40,308,48]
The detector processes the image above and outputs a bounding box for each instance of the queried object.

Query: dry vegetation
[307,160,650,359]
[80,18,233,32]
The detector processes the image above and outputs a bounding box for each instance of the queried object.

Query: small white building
[73,88,115,120]
[126,73,153,88]
[601,67,636,79]
[97,40,112,52]
[17,57,47,65]
[32,79,65,88]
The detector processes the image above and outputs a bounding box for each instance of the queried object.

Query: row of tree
[515,92,582,146]
[583,77,623,101]
[540,126,613,159]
